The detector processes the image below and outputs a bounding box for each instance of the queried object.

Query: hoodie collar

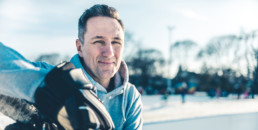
[70,54,129,93]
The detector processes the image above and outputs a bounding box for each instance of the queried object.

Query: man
[0,4,143,129]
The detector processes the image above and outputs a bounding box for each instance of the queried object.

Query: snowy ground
[1,92,258,129]
[143,112,258,130]
[142,93,258,130]
[142,93,258,123]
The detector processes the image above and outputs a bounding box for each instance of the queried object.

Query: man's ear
[76,39,83,57]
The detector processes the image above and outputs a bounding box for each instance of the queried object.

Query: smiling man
[76,16,124,89]
[71,5,143,129]
[0,4,143,130]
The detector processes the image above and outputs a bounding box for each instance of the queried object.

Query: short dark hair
[78,4,124,43]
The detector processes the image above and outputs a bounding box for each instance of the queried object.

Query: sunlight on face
[78,16,124,85]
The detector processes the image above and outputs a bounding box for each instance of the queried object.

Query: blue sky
[1,0,258,59]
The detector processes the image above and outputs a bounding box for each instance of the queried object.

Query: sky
[1,0,258,60]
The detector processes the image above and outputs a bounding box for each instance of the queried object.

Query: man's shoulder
[125,82,136,91]
[124,82,141,99]
[126,82,135,88]
[123,82,142,115]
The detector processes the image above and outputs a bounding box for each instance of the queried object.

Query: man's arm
[123,86,143,130]
[0,42,53,102]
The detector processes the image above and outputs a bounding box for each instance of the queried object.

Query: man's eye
[93,40,105,44]
[112,41,121,45]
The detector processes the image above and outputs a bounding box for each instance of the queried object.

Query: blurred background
[1,0,258,129]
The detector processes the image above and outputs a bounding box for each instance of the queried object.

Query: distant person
[138,86,145,95]
[244,87,250,99]
[162,91,169,104]
[216,87,221,98]
[250,83,256,99]
[234,83,242,99]
[181,82,188,103]
[0,4,143,129]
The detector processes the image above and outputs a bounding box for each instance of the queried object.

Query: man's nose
[102,43,114,58]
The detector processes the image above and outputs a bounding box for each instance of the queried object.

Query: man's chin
[98,70,116,79]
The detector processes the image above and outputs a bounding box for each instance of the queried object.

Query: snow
[143,113,258,130]
[142,93,258,130]
[142,93,258,123]
[1,93,258,129]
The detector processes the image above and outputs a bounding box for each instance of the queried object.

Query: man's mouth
[98,61,115,65]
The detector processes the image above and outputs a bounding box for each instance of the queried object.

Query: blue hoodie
[70,54,143,129]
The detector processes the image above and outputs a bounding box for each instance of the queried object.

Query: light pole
[167,26,175,93]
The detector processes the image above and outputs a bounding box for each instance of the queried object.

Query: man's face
[76,16,124,84]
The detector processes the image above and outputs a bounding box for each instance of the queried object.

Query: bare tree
[123,31,142,61]
[197,30,258,77]
[170,40,199,71]
[127,48,165,88]
[197,29,258,95]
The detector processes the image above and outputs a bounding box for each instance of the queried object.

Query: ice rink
[144,112,258,130]
[142,93,258,130]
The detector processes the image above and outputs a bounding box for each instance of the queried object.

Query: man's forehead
[84,16,124,40]
[86,17,123,31]
[91,35,123,40]
[87,16,119,25]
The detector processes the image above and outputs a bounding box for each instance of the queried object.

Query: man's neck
[85,71,111,89]
[98,79,110,89]
[106,77,115,92]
